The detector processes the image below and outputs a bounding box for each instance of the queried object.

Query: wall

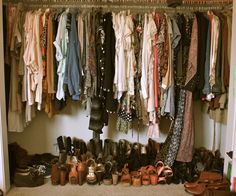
[224,0,236,188]
[0,0,11,193]
[8,99,227,156]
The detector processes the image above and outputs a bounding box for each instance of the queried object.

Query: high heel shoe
[103,161,113,185]
[95,158,105,185]
[77,160,86,185]
[69,164,78,185]
[121,164,131,186]
[86,158,97,185]
[139,166,150,186]
[148,165,158,185]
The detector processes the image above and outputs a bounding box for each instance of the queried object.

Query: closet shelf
[3,0,232,11]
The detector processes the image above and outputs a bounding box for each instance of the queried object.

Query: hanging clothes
[53,9,69,101]
[64,13,82,101]
[8,4,25,132]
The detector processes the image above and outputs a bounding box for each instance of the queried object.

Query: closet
[0,0,236,193]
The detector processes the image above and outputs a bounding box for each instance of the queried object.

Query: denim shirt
[64,13,82,100]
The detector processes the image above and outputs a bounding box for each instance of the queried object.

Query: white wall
[8,100,171,155]
[8,99,227,157]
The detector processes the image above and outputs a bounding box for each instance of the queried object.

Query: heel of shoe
[78,170,84,185]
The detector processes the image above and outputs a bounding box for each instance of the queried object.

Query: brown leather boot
[51,163,60,185]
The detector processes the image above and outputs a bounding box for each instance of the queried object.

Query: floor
[7,180,190,196]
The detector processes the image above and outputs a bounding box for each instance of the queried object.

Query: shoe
[148,165,158,185]
[185,178,229,195]
[58,150,67,165]
[88,139,96,156]
[121,164,131,186]
[86,158,97,185]
[95,139,103,158]
[57,136,65,152]
[111,142,119,160]
[103,161,113,185]
[130,171,141,187]
[118,139,127,171]
[65,137,72,155]
[60,165,68,186]
[112,172,119,185]
[95,162,105,185]
[148,139,160,165]
[128,143,141,172]
[155,161,173,184]
[80,140,87,155]
[103,139,112,159]
[69,164,78,185]
[51,163,60,185]
[14,166,44,187]
[140,145,149,167]
[77,160,87,185]
[139,166,150,185]
[184,171,223,188]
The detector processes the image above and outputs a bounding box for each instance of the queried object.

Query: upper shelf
[2,0,233,11]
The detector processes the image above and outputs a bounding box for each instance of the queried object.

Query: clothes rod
[3,1,232,11]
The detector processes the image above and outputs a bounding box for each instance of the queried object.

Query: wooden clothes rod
[3,0,233,11]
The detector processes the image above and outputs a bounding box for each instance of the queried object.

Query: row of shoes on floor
[51,136,172,186]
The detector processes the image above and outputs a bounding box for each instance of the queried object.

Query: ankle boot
[65,137,72,155]
[103,139,112,158]
[57,136,65,152]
